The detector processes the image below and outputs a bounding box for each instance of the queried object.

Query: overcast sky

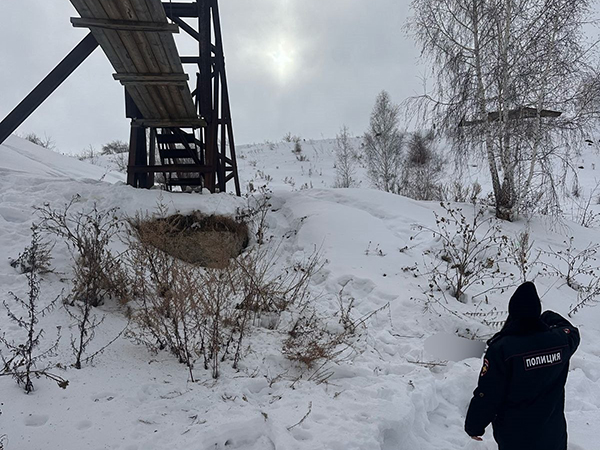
[2,2,597,155]
[0,1,425,154]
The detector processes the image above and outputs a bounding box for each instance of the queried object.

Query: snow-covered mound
[1,135,125,183]
[1,136,599,450]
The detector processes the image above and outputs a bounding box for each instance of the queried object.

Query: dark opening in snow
[134,212,249,268]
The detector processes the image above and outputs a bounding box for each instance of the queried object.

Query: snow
[1,134,600,449]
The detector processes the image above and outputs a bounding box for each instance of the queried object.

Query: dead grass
[133,212,249,268]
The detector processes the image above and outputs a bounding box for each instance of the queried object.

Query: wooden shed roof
[69,0,204,127]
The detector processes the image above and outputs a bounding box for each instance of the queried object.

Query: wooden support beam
[166,14,217,53]
[129,164,213,173]
[181,56,201,64]
[0,32,99,146]
[114,74,189,86]
[71,17,179,33]
[115,74,188,82]
[156,132,195,144]
[162,2,199,18]
[132,118,207,128]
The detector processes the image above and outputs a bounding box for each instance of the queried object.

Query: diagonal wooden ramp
[69,0,204,128]
[0,0,239,193]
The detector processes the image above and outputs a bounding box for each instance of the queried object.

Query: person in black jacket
[464,281,580,450]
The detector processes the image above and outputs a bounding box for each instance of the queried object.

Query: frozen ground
[1,134,600,449]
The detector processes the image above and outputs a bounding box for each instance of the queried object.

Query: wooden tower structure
[0,0,240,195]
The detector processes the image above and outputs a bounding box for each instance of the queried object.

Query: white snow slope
[1,135,600,450]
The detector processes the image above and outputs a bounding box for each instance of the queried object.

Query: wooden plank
[72,0,198,121]
[107,5,172,119]
[116,0,190,118]
[76,0,155,119]
[159,148,198,158]
[167,178,205,186]
[114,73,189,82]
[143,0,198,118]
[133,118,206,127]
[129,164,212,173]
[77,0,158,118]
[99,1,151,72]
[156,133,195,143]
[71,17,179,33]
[119,80,188,86]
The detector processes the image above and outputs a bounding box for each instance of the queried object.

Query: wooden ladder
[156,128,209,190]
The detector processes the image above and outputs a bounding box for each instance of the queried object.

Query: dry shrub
[36,196,128,307]
[231,243,321,315]
[415,202,510,303]
[132,211,249,268]
[126,216,321,379]
[283,287,384,384]
[1,227,68,393]
[9,225,53,274]
[283,311,350,370]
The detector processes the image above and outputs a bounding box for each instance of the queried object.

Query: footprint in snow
[24,414,49,427]
[76,420,93,430]
[92,392,116,402]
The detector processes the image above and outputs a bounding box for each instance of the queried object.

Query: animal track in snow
[24,414,49,427]
[76,420,93,430]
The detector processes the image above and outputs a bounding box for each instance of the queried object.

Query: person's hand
[470,436,483,441]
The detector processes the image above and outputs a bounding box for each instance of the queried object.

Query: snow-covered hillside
[1,135,600,450]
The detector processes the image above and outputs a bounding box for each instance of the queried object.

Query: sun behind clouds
[268,39,297,83]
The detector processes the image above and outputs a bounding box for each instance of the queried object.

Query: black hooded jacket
[464,283,580,450]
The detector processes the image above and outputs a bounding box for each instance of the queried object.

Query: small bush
[101,140,128,155]
[569,279,600,316]
[399,131,444,201]
[9,225,53,274]
[334,125,356,188]
[283,132,301,143]
[78,145,99,164]
[415,202,510,302]
[0,228,68,393]
[126,202,320,379]
[507,229,540,283]
[283,289,383,383]
[540,237,599,291]
[441,181,482,204]
[23,132,56,151]
[36,196,128,307]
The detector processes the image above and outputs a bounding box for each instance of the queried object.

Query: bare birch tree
[364,91,405,193]
[408,0,599,220]
[334,125,357,188]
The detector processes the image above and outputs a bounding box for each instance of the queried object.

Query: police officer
[465,281,580,450]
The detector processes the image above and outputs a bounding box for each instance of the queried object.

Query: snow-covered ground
[1,134,600,449]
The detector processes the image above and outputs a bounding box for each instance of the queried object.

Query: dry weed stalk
[0,227,68,393]
[36,196,128,307]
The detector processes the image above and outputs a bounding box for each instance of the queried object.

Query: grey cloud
[0,1,426,154]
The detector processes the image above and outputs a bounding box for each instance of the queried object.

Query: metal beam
[165,11,217,53]
[181,56,201,64]
[162,2,198,18]
[0,32,99,145]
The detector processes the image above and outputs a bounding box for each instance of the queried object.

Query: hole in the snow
[134,212,249,268]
